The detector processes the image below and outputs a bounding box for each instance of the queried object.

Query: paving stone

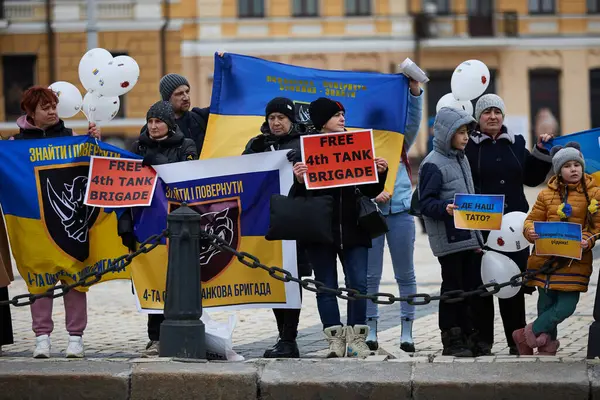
[412,362,589,400]
[0,361,130,400]
[131,362,258,400]
[260,359,412,400]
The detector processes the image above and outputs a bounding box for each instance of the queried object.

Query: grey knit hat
[550,141,585,175]
[147,101,176,132]
[159,73,190,101]
[475,94,505,122]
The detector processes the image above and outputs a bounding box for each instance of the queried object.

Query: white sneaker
[33,335,51,359]
[346,325,376,358]
[323,325,346,358]
[66,335,84,358]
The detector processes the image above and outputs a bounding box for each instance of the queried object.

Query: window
[590,69,600,128]
[588,0,600,14]
[422,0,451,15]
[529,69,561,141]
[467,0,492,16]
[293,0,318,17]
[529,0,555,14]
[345,0,370,16]
[238,0,264,18]
[2,55,36,121]
[110,51,127,119]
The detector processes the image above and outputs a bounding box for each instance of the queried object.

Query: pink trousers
[30,289,87,336]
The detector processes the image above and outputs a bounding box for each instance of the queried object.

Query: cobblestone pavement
[1,187,597,361]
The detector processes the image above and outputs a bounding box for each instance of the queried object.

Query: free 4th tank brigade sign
[300,129,378,190]
[84,156,158,207]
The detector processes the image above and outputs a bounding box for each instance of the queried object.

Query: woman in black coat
[465,94,553,355]
[242,97,312,358]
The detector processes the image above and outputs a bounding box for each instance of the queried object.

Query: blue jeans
[366,211,416,321]
[306,244,368,329]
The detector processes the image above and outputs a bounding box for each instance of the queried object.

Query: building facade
[2,0,600,157]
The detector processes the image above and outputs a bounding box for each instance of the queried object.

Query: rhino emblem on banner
[37,165,100,262]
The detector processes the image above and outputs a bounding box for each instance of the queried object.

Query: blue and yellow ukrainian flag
[201,53,410,194]
[548,128,600,182]
[0,136,134,294]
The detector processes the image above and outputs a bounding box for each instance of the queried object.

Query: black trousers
[438,250,489,336]
[148,313,165,341]
[0,287,14,346]
[272,289,303,341]
[475,247,529,348]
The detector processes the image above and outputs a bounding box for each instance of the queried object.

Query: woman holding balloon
[464,93,553,355]
[14,86,100,359]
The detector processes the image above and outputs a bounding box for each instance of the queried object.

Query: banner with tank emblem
[0,136,137,294]
[130,151,301,313]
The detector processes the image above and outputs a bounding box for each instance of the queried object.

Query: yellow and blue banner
[453,193,504,230]
[534,221,582,260]
[547,128,600,182]
[0,136,135,294]
[202,53,410,194]
[130,151,301,313]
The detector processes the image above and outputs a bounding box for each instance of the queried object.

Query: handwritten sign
[300,129,378,190]
[453,193,504,230]
[84,156,157,207]
[534,221,582,260]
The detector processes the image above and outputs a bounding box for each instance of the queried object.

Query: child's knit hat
[550,141,585,175]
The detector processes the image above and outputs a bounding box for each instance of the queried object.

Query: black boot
[263,319,284,358]
[264,340,300,358]
[441,327,473,357]
[467,331,493,356]
[264,323,300,358]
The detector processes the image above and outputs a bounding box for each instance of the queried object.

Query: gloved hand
[250,135,268,153]
[121,232,137,253]
[142,153,157,167]
[286,149,301,164]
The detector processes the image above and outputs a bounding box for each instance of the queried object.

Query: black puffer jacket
[119,128,197,249]
[465,125,552,214]
[291,161,388,250]
[241,122,313,276]
[132,127,197,164]
[243,122,307,155]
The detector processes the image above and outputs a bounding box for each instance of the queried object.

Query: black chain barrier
[1,226,566,308]
[0,230,168,307]
[200,231,566,306]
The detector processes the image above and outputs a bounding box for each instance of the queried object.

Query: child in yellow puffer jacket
[512,142,600,356]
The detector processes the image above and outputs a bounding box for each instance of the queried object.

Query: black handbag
[355,189,388,239]
[265,193,334,244]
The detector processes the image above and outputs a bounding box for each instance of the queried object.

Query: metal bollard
[159,203,206,359]
[588,270,600,359]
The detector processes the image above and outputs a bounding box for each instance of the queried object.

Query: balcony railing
[1,0,154,23]
[415,11,520,39]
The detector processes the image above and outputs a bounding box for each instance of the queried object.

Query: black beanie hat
[309,97,345,131]
[265,97,296,123]
[146,101,176,132]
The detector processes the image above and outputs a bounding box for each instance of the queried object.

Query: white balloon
[486,211,529,253]
[96,55,140,97]
[82,92,120,124]
[48,81,83,119]
[436,93,473,115]
[481,250,522,299]
[451,60,490,101]
[78,48,114,93]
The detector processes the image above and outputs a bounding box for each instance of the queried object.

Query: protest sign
[300,129,378,190]
[453,193,504,230]
[130,151,301,313]
[84,156,157,207]
[534,221,582,260]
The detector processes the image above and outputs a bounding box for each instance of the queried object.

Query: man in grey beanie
[140,73,210,155]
